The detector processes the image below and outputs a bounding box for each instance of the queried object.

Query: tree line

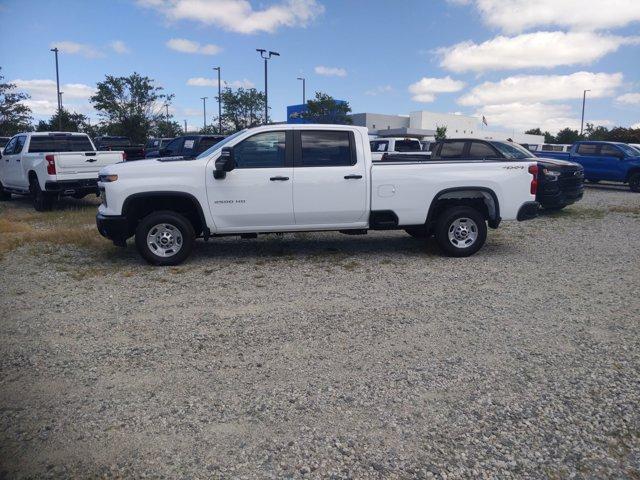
[1,67,353,143]
[525,125,640,144]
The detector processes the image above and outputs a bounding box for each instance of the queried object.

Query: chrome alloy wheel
[147,223,183,257]
[447,217,478,249]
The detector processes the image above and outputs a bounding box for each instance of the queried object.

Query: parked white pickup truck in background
[0,132,124,210]
[370,137,431,161]
[97,124,540,265]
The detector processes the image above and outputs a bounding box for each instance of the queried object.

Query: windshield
[490,141,535,160]
[617,143,639,156]
[196,130,245,159]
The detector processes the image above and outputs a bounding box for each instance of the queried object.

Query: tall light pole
[201,97,208,129]
[50,47,62,130]
[213,66,222,133]
[297,77,306,105]
[580,89,590,136]
[256,49,279,124]
[164,102,170,121]
[184,120,187,134]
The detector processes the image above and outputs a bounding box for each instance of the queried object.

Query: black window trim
[293,129,357,167]
[598,143,622,157]
[233,129,292,169]
[3,136,18,155]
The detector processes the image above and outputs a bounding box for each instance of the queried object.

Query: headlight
[543,168,560,180]
[99,174,118,182]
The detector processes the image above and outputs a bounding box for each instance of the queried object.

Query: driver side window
[3,137,17,155]
[234,131,285,168]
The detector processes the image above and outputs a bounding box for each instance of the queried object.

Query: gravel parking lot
[1,185,639,479]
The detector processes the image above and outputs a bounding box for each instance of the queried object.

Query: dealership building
[350,111,545,145]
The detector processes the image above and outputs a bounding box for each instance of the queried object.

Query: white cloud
[187,77,255,88]
[475,102,580,133]
[458,72,623,106]
[365,85,393,96]
[110,40,131,54]
[440,31,638,73]
[13,79,95,117]
[314,66,347,77]
[138,0,324,34]
[471,0,640,33]
[632,122,640,129]
[166,38,222,55]
[408,76,465,103]
[50,41,102,58]
[616,93,640,105]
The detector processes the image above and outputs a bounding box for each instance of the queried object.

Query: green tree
[0,67,33,136]
[152,119,183,138]
[219,87,266,132]
[36,108,93,134]
[90,72,171,144]
[555,128,582,144]
[544,131,555,143]
[606,127,640,143]
[584,123,610,141]
[524,128,543,136]
[435,125,447,141]
[301,92,352,124]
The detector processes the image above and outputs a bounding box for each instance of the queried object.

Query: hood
[536,157,582,169]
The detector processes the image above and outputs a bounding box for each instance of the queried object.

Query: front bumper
[517,201,540,221]
[45,179,99,196]
[96,213,131,244]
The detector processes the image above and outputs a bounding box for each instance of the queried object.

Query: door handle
[344,174,362,179]
[270,176,289,181]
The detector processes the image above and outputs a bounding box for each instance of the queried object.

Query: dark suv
[429,139,584,211]
[146,135,225,160]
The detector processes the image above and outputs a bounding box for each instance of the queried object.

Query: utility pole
[50,47,62,131]
[256,49,280,124]
[580,89,590,136]
[213,66,222,134]
[165,102,170,121]
[297,77,306,104]
[201,97,208,129]
[184,120,187,134]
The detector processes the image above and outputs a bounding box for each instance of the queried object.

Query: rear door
[597,144,626,181]
[572,143,599,177]
[206,130,294,231]
[292,129,367,227]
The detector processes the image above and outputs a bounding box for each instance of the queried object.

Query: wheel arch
[625,167,640,183]
[426,187,500,227]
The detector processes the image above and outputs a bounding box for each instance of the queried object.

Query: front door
[573,143,600,179]
[1,136,26,188]
[597,144,626,181]
[206,130,295,232]
[292,129,368,227]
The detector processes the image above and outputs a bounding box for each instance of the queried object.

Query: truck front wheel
[135,211,195,266]
[434,206,487,257]
[0,182,11,201]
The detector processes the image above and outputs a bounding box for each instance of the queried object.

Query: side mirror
[214,147,235,179]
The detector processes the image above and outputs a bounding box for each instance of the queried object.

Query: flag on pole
[482,115,488,126]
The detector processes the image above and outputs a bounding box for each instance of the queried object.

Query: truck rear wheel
[629,173,640,193]
[434,206,487,257]
[30,178,54,211]
[135,211,195,266]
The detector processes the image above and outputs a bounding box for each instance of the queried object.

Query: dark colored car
[422,139,585,211]
[148,135,226,160]
[93,136,146,161]
[144,137,175,159]
[0,137,10,149]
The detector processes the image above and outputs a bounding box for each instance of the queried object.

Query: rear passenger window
[370,140,388,152]
[300,131,354,167]
[577,144,598,155]
[28,136,94,153]
[599,145,620,156]
[438,141,466,159]
[468,142,497,158]
[235,131,285,168]
[395,140,421,152]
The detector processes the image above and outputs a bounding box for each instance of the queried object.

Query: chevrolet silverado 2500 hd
[96,124,539,265]
[0,132,124,210]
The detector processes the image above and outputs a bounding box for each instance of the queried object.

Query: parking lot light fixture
[201,97,208,129]
[580,89,591,136]
[257,49,280,124]
[297,77,306,104]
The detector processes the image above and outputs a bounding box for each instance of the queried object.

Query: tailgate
[55,151,123,176]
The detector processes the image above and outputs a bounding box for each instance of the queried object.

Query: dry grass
[0,200,112,261]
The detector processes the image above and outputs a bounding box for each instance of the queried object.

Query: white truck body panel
[98,124,536,234]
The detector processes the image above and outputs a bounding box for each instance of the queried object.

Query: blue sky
[0,0,638,133]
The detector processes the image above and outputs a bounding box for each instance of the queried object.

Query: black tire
[586,179,600,184]
[0,182,11,201]
[543,205,566,211]
[629,173,640,193]
[135,211,195,266]
[30,177,54,211]
[405,226,428,239]
[434,206,487,257]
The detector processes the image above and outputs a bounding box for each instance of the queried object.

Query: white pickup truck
[0,132,124,210]
[370,137,430,162]
[96,124,539,265]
